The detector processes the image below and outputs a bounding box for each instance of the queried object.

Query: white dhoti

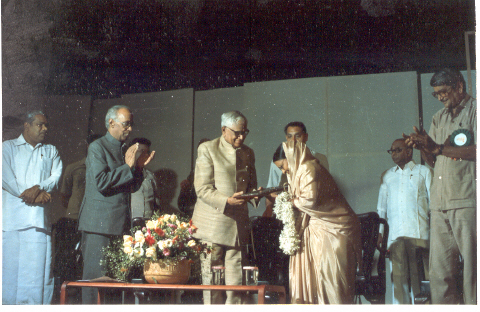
[2,227,54,305]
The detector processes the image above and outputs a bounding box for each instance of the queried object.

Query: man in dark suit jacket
[78,105,155,304]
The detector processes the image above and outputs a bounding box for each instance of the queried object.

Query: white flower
[123,245,133,255]
[157,240,168,249]
[145,220,158,230]
[163,214,171,222]
[273,191,300,255]
[123,235,133,243]
[145,247,157,260]
[170,214,177,222]
[132,243,144,258]
[134,230,145,244]
[187,240,196,247]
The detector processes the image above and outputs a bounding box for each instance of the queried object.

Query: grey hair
[105,105,131,129]
[24,110,45,124]
[221,111,247,127]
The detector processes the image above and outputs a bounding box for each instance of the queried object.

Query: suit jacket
[78,132,143,235]
[192,136,257,246]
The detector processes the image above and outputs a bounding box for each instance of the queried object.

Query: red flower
[155,228,165,237]
[163,248,171,256]
[145,235,156,247]
[172,235,179,244]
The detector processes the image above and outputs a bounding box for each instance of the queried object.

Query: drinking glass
[243,266,259,286]
[211,266,225,285]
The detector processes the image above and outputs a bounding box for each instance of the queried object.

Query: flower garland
[273,191,301,256]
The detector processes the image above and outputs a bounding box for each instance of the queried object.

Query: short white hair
[105,105,131,129]
[221,111,247,127]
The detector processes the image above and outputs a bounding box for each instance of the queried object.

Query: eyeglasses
[387,148,403,154]
[225,126,249,137]
[432,86,453,99]
[118,121,134,129]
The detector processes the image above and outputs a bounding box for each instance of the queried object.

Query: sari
[282,141,362,304]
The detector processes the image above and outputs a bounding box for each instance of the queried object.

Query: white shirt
[2,134,63,231]
[376,160,432,248]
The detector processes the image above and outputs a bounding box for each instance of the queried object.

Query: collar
[14,134,43,148]
[220,135,242,152]
[105,131,124,147]
[394,160,416,172]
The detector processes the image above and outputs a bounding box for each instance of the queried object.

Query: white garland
[273,191,301,256]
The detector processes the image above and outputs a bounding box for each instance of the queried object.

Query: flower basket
[102,213,210,282]
[144,258,191,284]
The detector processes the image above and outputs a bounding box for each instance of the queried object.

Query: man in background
[263,121,328,217]
[52,133,102,303]
[61,134,102,220]
[377,138,432,304]
[178,138,210,218]
[3,110,63,304]
[404,68,476,304]
[129,137,158,223]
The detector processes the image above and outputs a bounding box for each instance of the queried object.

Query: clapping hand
[125,143,139,168]
[403,126,439,154]
[138,150,155,168]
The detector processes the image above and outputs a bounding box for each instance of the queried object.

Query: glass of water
[243,266,259,286]
[211,266,225,285]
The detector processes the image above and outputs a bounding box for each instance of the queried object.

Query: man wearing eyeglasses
[377,138,432,304]
[404,68,476,304]
[78,105,155,304]
[192,110,258,304]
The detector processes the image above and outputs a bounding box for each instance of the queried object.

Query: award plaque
[449,129,472,147]
[234,183,289,200]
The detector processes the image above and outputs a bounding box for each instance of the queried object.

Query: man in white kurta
[2,111,63,304]
[377,138,432,304]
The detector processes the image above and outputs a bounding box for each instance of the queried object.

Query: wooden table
[60,281,286,304]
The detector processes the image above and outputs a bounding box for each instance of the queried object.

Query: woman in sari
[268,141,362,304]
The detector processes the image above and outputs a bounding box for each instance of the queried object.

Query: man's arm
[37,147,63,193]
[88,143,136,193]
[194,143,244,213]
[424,166,433,205]
[2,141,21,197]
[440,144,476,161]
[376,171,388,248]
